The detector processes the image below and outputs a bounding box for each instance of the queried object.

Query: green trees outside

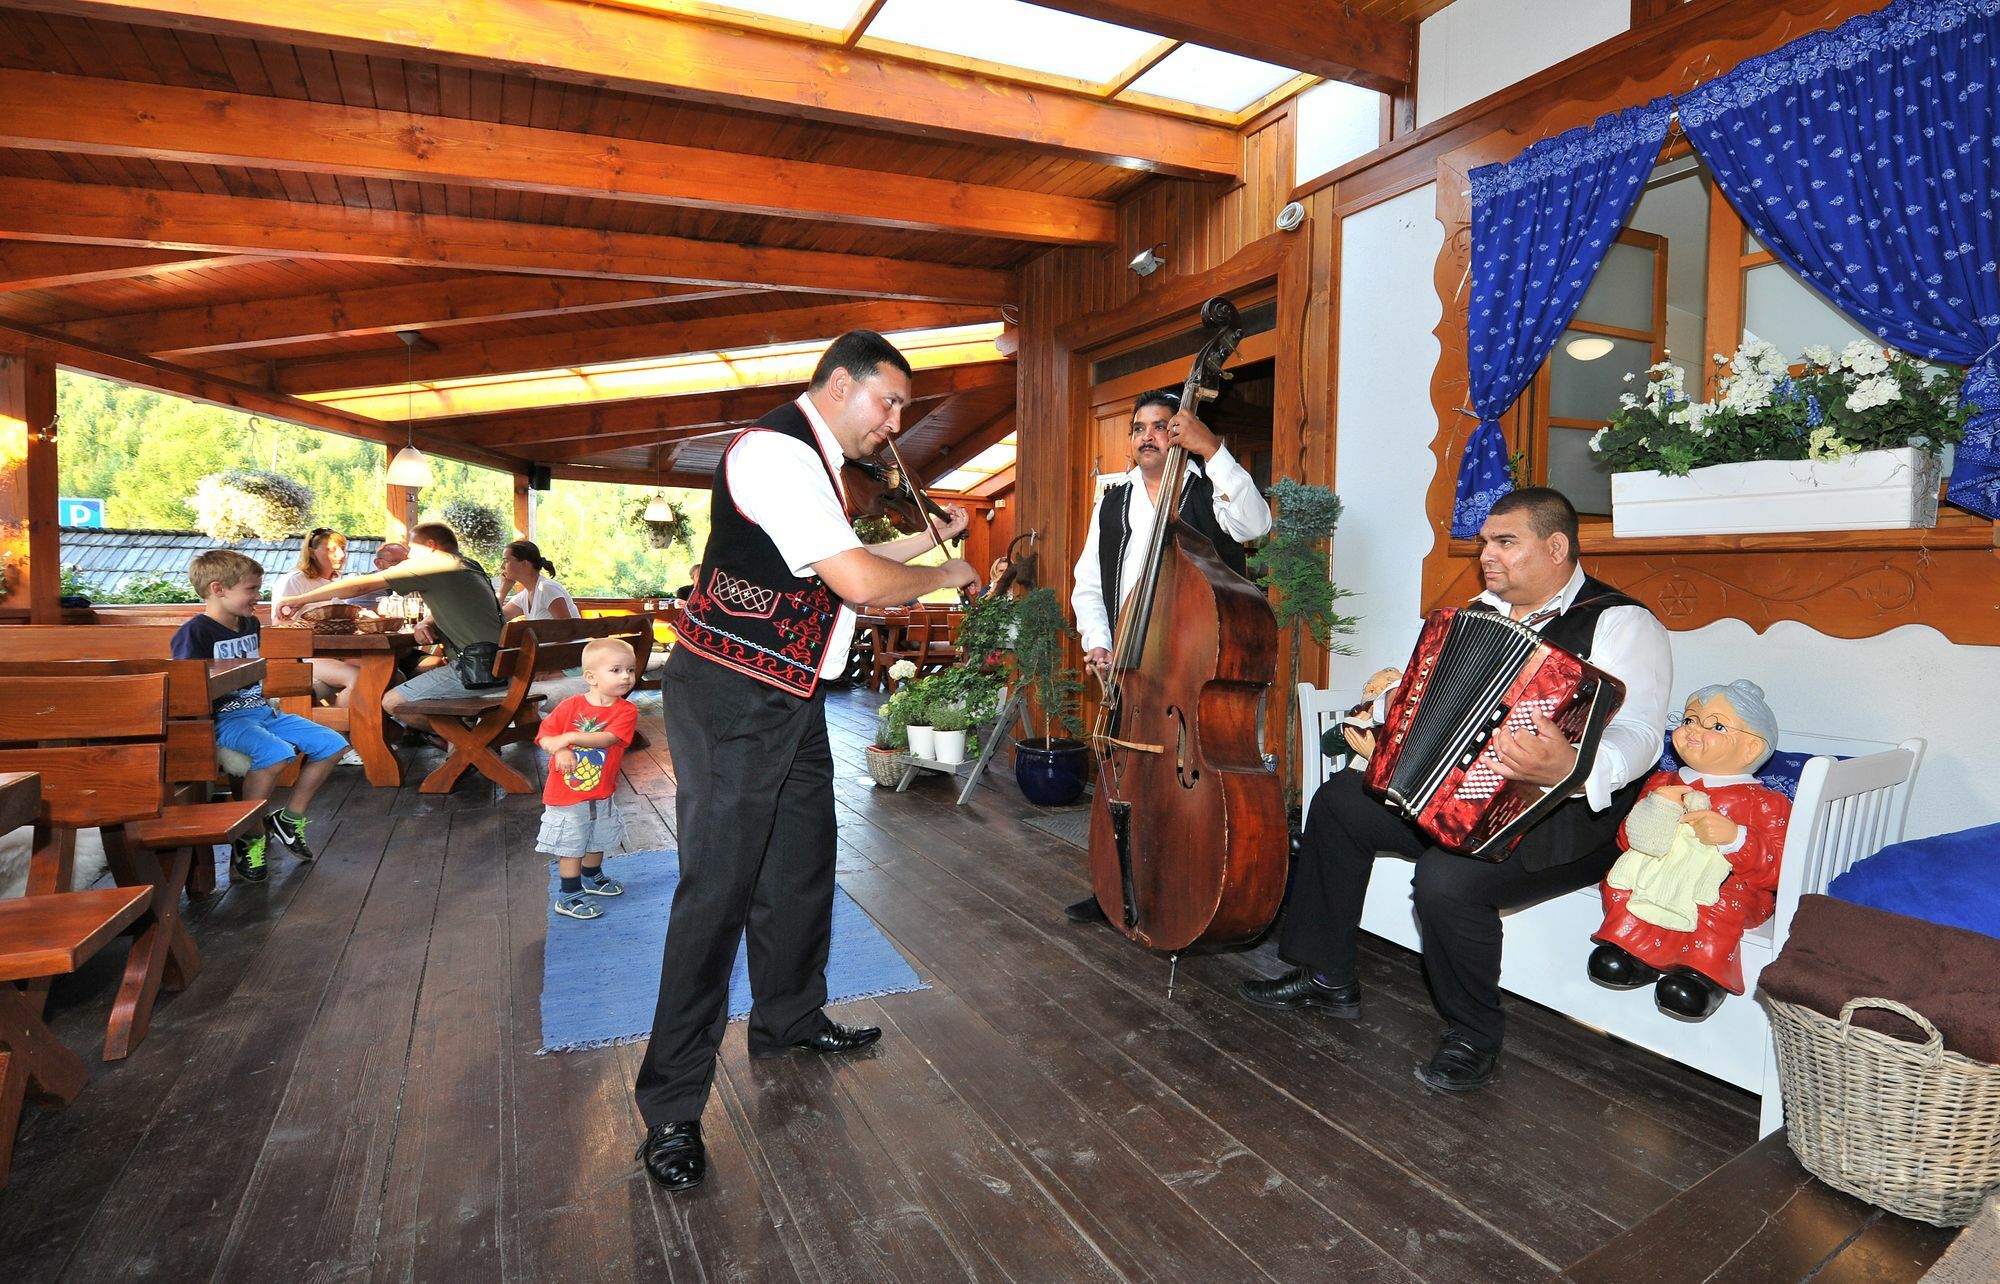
[54,372,709,595]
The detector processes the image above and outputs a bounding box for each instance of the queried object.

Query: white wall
[1330,184,1443,694]
[1417,0,1631,127]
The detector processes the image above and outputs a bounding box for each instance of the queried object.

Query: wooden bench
[396,615,653,796]
[1298,683,1925,1136]
[1,767,156,1187]
[0,672,265,1059]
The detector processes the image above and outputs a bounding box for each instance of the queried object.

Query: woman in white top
[499,540,578,622]
[271,527,361,707]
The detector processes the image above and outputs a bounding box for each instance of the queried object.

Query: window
[1294,80,1389,184]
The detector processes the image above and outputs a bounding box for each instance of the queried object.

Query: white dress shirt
[724,394,861,679]
[1474,564,1674,812]
[506,575,578,620]
[1070,445,1273,654]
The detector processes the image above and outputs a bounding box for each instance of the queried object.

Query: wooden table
[309,632,417,787]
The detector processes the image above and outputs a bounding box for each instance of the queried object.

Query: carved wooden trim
[1418,0,2000,646]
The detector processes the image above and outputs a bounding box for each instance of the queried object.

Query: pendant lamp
[386,330,433,487]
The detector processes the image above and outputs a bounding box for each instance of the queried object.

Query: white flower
[1808,425,1856,461]
[1623,372,1635,382]
[1839,340,1889,375]
[888,659,918,681]
[1845,374,1902,413]
[1588,427,1607,453]
[1804,345,1835,367]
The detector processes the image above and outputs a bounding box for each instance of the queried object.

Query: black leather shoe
[754,1019,883,1059]
[1415,1032,1498,1092]
[1588,942,1663,989]
[1238,967,1361,1017]
[1655,970,1726,1020]
[1064,895,1108,924]
[637,1121,705,1191]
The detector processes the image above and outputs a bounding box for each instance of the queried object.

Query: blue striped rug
[537,848,927,1055]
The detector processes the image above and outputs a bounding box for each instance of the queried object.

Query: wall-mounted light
[1128,244,1167,277]
[1565,336,1616,362]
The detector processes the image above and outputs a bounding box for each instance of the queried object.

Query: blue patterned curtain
[1680,0,2000,517]
[1453,98,1674,537]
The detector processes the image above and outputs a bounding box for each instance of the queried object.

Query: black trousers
[635,647,837,1127]
[1279,769,1629,1054]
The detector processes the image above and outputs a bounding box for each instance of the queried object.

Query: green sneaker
[267,810,316,862]
[231,833,269,883]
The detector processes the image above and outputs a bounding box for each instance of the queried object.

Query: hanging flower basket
[190,470,314,542]
[436,498,508,563]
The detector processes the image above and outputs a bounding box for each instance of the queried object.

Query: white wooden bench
[1297,683,1925,1136]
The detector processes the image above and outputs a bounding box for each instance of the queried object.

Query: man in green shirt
[275,521,505,732]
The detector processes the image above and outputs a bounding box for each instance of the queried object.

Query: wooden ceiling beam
[0,177,1015,306]
[0,70,1119,247]
[0,242,266,293]
[24,0,1240,179]
[254,300,996,395]
[58,275,753,358]
[550,462,712,490]
[0,319,517,472]
[1032,2,1414,94]
[438,361,1013,451]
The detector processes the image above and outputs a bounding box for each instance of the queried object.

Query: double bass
[1086,297,1286,952]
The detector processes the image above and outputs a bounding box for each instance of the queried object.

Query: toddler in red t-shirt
[538,637,641,921]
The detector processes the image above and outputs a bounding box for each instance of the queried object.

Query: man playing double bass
[1064,387,1273,925]
[1240,488,1672,1091]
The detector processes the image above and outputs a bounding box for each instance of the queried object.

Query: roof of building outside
[58,526,390,594]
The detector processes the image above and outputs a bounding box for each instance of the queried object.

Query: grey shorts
[393,662,493,704]
[537,798,627,857]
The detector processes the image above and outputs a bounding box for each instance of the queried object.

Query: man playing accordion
[1241,487,1672,1091]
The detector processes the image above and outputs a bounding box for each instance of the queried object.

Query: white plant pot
[1610,447,1942,538]
[905,724,936,759]
[932,729,967,765]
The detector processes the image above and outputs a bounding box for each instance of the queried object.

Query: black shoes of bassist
[750,1019,882,1059]
[637,1121,705,1192]
[1238,967,1362,1018]
[1416,1031,1498,1092]
[1063,895,1108,924]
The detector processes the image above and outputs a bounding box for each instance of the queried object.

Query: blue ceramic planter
[1014,737,1089,807]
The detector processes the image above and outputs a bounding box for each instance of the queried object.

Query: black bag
[453,640,507,690]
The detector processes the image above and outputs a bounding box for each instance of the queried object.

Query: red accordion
[1363,607,1626,860]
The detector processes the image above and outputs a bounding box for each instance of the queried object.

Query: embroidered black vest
[675,401,844,699]
[1096,464,1251,621]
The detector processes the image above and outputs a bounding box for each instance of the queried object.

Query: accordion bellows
[1364,607,1626,859]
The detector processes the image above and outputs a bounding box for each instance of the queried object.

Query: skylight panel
[866,0,1161,85]
[933,468,987,491]
[960,441,1015,473]
[1125,44,1299,113]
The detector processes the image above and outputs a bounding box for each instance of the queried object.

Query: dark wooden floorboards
[0,688,1952,1282]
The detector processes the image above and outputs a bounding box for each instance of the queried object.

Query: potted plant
[190,469,314,541]
[631,496,696,551]
[1001,587,1089,806]
[1251,478,1360,817]
[1595,340,1977,537]
[895,674,936,760]
[865,709,908,787]
[930,703,971,766]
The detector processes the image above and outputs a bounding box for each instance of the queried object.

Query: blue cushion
[1656,737,1835,802]
[1829,823,2000,941]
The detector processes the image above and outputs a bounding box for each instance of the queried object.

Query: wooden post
[0,342,59,622]
[512,473,532,541]
[384,462,419,543]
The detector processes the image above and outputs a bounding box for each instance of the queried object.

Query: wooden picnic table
[309,632,417,788]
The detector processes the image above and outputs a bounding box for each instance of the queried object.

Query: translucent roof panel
[1295,79,1385,183]
[933,468,988,491]
[700,0,858,27]
[1125,44,1299,113]
[867,1,1162,84]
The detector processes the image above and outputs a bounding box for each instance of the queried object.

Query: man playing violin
[634,330,980,1194]
[1064,387,1273,925]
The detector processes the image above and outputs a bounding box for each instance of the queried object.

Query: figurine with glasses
[1587,679,1793,1019]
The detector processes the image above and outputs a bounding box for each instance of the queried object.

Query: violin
[842,456,954,537]
[1086,295,1285,953]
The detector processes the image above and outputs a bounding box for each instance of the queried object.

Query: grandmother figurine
[1588,679,1793,1020]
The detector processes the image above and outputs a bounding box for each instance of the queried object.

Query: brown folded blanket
[1758,894,2000,1065]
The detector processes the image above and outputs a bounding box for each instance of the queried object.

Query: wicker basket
[298,603,363,634]
[864,745,909,788]
[1768,995,2000,1226]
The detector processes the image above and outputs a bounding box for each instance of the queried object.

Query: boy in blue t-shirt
[172,549,350,883]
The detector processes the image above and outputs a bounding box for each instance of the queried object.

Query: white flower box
[1610,447,1942,538]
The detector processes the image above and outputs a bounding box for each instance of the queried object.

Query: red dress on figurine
[1594,768,1793,993]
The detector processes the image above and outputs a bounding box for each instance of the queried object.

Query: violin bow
[882,436,973,604]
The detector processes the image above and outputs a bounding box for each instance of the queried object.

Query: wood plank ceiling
[0,0,1427,489]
